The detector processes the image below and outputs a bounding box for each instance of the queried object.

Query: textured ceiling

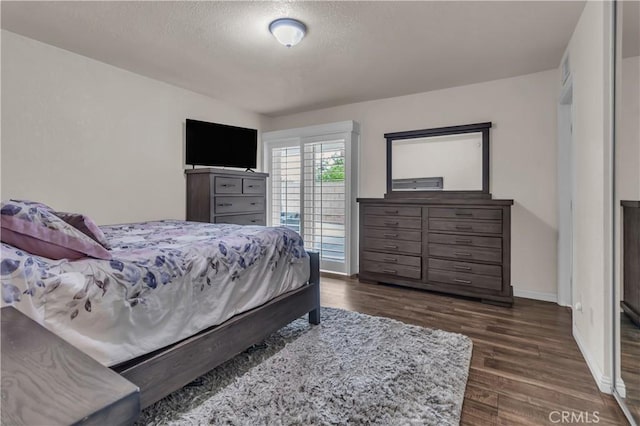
[2,1,586,116]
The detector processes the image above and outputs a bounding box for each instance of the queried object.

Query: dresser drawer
[429,207,502,221]
[429,219,502,235]
[361,251,421,267]
[429,243,501,263]
[215,213,266,226]
[361,261,421,280]
[428,233,501,249]
[364,215,422,229]
[364,227,421,242]
[364,238,421,255]
[214,177,242,194]
[428,269,502,291]
[243,178,265,194]
[429,258,502,278]
[363,206,421,217]
[215,196,265,214]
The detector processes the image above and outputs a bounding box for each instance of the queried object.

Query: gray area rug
[138,307,473,425]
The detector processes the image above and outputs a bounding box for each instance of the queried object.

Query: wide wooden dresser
[358,197,514,306]
[186,168,268,226]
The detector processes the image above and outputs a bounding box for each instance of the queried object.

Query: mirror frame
[385,122,492,196]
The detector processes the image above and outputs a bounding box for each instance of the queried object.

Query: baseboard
[320,271,357,280]
[513,289,558,303]
[616,377,626,398]
[572,324,612,394]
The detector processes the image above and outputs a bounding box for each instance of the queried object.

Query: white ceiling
[2,1,586,116]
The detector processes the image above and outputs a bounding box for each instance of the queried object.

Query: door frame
[558,76,575,308]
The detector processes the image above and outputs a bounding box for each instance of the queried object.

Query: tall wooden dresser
[358,197,514,306]
[186,168,268,226]
[622,200,640,326]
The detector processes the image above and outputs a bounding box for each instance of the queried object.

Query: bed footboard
[115,250,321,409]
[308,251,321,325]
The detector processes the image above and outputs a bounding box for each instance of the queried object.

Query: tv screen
[186,119,257,169]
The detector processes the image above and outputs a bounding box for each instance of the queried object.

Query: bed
[1,219,320,409]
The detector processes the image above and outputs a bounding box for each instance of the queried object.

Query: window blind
[303,140,346,263]
[270,146,301,232]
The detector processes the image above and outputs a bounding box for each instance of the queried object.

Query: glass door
[302,138,347,272]
[265,130,355,275]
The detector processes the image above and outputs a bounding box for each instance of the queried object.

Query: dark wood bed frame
[111,251,321,409]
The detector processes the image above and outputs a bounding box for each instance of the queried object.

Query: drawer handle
[218,203,233,207]
[384,245,398,249]
[454,252,472,257]
[247,185,255,188]
[385,210,399,214]
[384,233,398,238]
[456,225,473,230]
[455,211,473,216]
[383,257,398,263]
[250,202,259,206]
[454,278,472,284]
[384,221,399,226]
[382,269,398,274]
[456,239,473,244]
[251,220,258,223]
[221,184,236,188]
[454,265,472,271]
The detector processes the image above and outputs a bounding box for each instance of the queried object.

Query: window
[303,139,346,270]
[264,122,359,274]
[270,146,301,232]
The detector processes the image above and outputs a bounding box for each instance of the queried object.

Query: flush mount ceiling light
[269,18,307,48]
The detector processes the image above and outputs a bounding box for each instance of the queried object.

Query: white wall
[267,69,560,300]
[1,30,265,225]
[563,0,614,393]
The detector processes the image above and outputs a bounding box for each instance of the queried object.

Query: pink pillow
[1,201,111,260]
[9,199,54,211]
[54,211,111,249]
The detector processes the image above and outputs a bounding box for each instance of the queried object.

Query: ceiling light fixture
[269,18,307,48]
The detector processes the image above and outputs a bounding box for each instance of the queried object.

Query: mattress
[1,220,310,366]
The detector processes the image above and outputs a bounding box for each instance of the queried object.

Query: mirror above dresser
[358,122,514,306]
[386,122,491,196]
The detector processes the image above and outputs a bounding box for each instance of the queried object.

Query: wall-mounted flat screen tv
[185,119,257,169]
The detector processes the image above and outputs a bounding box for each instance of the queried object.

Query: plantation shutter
[270,146,301,231]
[302,139,346,271]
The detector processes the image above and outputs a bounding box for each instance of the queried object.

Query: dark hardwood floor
[320,275,629,425]
[621,313,640,421]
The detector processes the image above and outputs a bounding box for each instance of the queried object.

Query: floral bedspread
[1,220,310,366]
